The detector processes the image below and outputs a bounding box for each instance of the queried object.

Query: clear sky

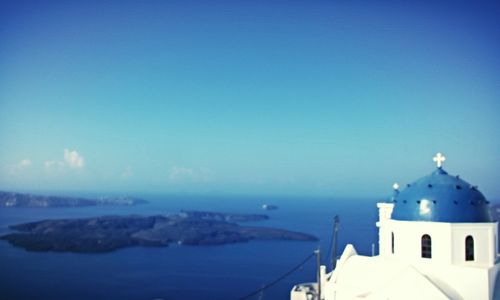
[1,0,499,198]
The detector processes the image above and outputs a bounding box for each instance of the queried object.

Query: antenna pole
[315,249,321,300]
[330,215,340,270]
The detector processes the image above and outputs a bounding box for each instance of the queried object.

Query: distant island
[0,191,148,207]
[0,211,317,253]
[262,204,278,210]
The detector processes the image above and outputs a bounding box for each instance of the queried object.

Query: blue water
[0,195,379,300]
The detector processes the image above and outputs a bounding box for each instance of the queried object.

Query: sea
[0,194,380,300]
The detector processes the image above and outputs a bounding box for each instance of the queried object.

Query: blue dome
[391,168,492,223]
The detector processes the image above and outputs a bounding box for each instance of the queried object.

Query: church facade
[291,153,500,300]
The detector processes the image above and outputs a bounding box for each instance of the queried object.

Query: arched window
[465,235,474,261]
[391,232,395,254]
[421,234,432,258]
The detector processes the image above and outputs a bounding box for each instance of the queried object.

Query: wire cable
[238,252,316,300]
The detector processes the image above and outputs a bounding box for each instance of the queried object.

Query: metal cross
[433,152,446,168]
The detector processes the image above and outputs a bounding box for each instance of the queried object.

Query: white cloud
[44,160,64,170]
[19,159,32,168]
[43,149,85,171]
[44,161,55,169]
[64,149,85,168]
[169,166,193,181]
[168,166,213,183]
[10,158,32,174]
[121,166,133,178]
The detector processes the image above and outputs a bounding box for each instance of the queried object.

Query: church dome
[390,155,492,223]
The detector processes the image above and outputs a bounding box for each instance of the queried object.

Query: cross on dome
[433,152,446,168]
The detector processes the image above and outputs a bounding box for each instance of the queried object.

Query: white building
[291,153,500,300]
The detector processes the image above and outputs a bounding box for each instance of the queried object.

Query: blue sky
[0,0,499,198]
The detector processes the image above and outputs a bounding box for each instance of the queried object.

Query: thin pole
[315,249,321,300]
[330,215,340,270]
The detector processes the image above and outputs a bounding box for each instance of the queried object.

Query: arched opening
[391,232,394,254]
[465,235,474,261]
[421,234,432,258]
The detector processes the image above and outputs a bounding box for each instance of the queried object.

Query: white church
[291,153,500,300]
